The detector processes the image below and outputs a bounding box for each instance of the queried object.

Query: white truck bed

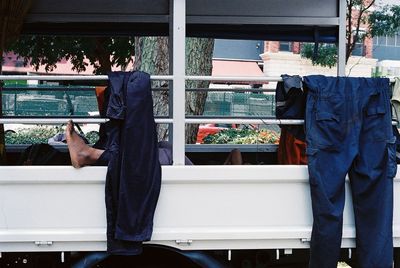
[0,165,399,252]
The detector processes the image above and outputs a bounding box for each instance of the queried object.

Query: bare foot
[66,120,103,168]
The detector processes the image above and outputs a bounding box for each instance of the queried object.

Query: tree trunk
[345,0,376,63]
[0,56,5,165]
[0,41,6,164]
[134,36,170,141]
[185,38,214,144]
[95,37,112,74]
[134,37,214,144]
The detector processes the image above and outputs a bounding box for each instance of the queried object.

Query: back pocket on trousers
[310,98,346,150]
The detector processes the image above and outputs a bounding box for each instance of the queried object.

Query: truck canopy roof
[22,0,339,42]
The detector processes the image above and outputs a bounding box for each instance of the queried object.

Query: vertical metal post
[172,0,186,165]
[168,0,174,145]
[337,0,346,76]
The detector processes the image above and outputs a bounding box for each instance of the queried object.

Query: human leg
[66,120,104,168]
[224,148,243,165]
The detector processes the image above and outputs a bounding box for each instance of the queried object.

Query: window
[279,42,292,52]
[374,32,400,47]
[387,36,396,46]
[378,36,387,46]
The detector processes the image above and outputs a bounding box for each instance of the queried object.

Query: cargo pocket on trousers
[387,137,397,179]
[306,147,319,186]
[364,91,388,141]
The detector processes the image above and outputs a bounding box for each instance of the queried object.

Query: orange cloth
[95,86,107,113]
[277,128,307,165]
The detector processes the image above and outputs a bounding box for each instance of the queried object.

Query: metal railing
[0,75,397,126]
[1,74,398,164]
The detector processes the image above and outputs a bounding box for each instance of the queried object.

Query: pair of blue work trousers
[304,76,396,268]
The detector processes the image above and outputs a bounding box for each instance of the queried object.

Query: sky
[377,0,399,5]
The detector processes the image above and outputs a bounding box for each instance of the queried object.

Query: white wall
[261,52,378,88]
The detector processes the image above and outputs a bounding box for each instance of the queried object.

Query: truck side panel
[0,165,399,252]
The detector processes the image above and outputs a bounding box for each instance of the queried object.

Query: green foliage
[369,5,400,37]
[300,43,337,68]
[6,36,135,74]
[301,2,400,68]
[5,126,99,145]
[5,126,60,144]
[203,128,279,144]
[85,131,100,144]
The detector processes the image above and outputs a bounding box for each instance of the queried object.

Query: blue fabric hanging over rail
[103,71,161,255]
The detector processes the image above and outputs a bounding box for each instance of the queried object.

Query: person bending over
[66,120,243,168]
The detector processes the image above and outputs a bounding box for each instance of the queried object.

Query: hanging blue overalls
[104,71,161,255]
[304,76,396,268]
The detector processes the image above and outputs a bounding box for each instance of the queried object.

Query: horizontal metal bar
[0,117,294,125]
[157,119,174,124]
[0,118,174,124]
[185,118,303,125]
[0,75,173,81]
[0,118,108,124]
[186,144,278,153]
[186,118,399,126]
[0,75,395,83]
[188,76,397,83]
[153,88,275,92]
[186,76,281,82]
[2,87,95,91]
[2,87,275,93]
[188,88,275,92]
[5,143,279,153]
[188,16,340,26]
[1,117,397,126]
[0,74,275,82]
[0,75,276,82]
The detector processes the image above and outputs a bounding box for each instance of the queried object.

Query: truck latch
[175,239,193,246]
[34,241,53,246]
[301,238,311,243]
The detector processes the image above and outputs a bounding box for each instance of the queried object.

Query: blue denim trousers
[304,76,396,268]
[105,71,161,255]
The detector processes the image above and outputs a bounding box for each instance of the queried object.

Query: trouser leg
[349,140,394,267]
[348,79,396,268]
[350,87,395,267]
[304,76,354,268]
[307,148,352,268]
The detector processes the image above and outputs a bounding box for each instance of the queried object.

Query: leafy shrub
[5,126,99,144]
[5,126,60,144]
[85,131,100,144]
[203,128,279,144]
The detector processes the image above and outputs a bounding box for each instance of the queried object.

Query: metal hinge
[175,239,193,246]
[34,241,53,246]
